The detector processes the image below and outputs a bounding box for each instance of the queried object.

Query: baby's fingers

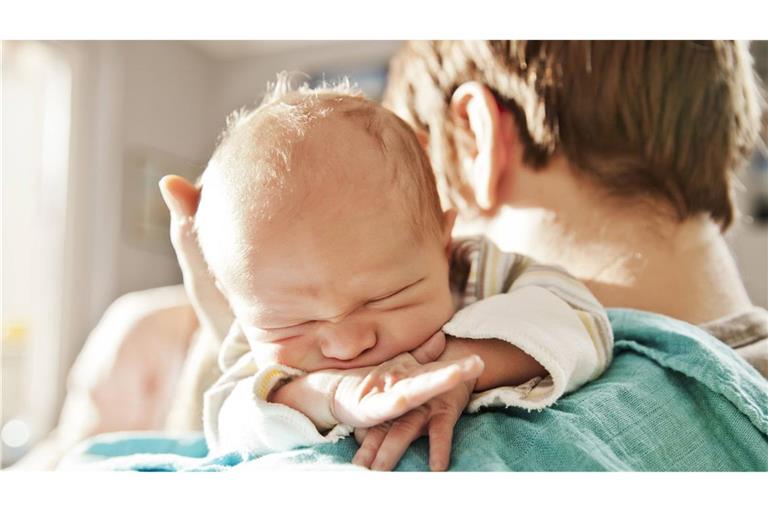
[405,355,484,403]
[437,354,484,382]
[362,357,477,421]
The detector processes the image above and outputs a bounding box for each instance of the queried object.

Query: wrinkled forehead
[201,180,429,318]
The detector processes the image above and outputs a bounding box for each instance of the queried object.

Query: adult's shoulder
[699,306,768,378]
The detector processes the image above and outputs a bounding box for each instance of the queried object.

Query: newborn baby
[183,78,613,470]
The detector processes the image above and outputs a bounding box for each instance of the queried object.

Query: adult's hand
[159,175,234,342]
[351,377,474,471]
[351,336,483,471]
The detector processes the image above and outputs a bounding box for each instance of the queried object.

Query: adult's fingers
[353,428,368,445]
[159,175,234,340]
[351,424,389,468]
[427,408,462,471]
[370,408,429,471]
[159,176,202,270]
[159,175,199,218]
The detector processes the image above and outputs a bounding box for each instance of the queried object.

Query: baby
[188,78,613,470]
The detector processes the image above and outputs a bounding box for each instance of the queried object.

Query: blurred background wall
[1,40,766,467]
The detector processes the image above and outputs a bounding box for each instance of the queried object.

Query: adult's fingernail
[370,456,390,471]
[158,177,184,218]
[430,460,448,471]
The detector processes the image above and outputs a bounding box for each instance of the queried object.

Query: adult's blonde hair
[385,41,765,230]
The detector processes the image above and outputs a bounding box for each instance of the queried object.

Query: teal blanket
[62,309,768,471]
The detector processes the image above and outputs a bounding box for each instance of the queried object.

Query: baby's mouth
[315,345,398,371]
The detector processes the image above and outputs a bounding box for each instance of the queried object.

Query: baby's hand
[330,352,482,428]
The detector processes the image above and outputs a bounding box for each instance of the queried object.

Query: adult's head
[384,41,765,323]
[384,41,764,230]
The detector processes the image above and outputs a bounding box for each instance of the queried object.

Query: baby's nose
[317,321,377,361]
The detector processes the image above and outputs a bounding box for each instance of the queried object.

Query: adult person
[381,40,767,376]
[11,285,204,469]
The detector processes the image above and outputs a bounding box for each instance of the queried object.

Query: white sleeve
[442,286,608,412]
[202,354,352,458]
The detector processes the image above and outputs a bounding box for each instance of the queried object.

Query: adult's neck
[459,161,753,325]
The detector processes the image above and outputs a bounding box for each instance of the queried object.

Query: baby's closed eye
[364,278,426,308]
[243,322,313,343]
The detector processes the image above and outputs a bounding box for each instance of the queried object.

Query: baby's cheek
[250,340,315,371]
[385,308,447,355]
[439,279,458,322]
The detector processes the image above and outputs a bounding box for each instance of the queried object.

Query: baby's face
[201,114,456,371]
[225,206,455,372]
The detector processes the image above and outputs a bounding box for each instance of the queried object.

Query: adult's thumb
[159,175,199,218]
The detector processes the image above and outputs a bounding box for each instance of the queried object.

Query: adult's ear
[159,175,200,219]
[450,82,506,212]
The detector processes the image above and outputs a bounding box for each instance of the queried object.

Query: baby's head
[195,77,457,371]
